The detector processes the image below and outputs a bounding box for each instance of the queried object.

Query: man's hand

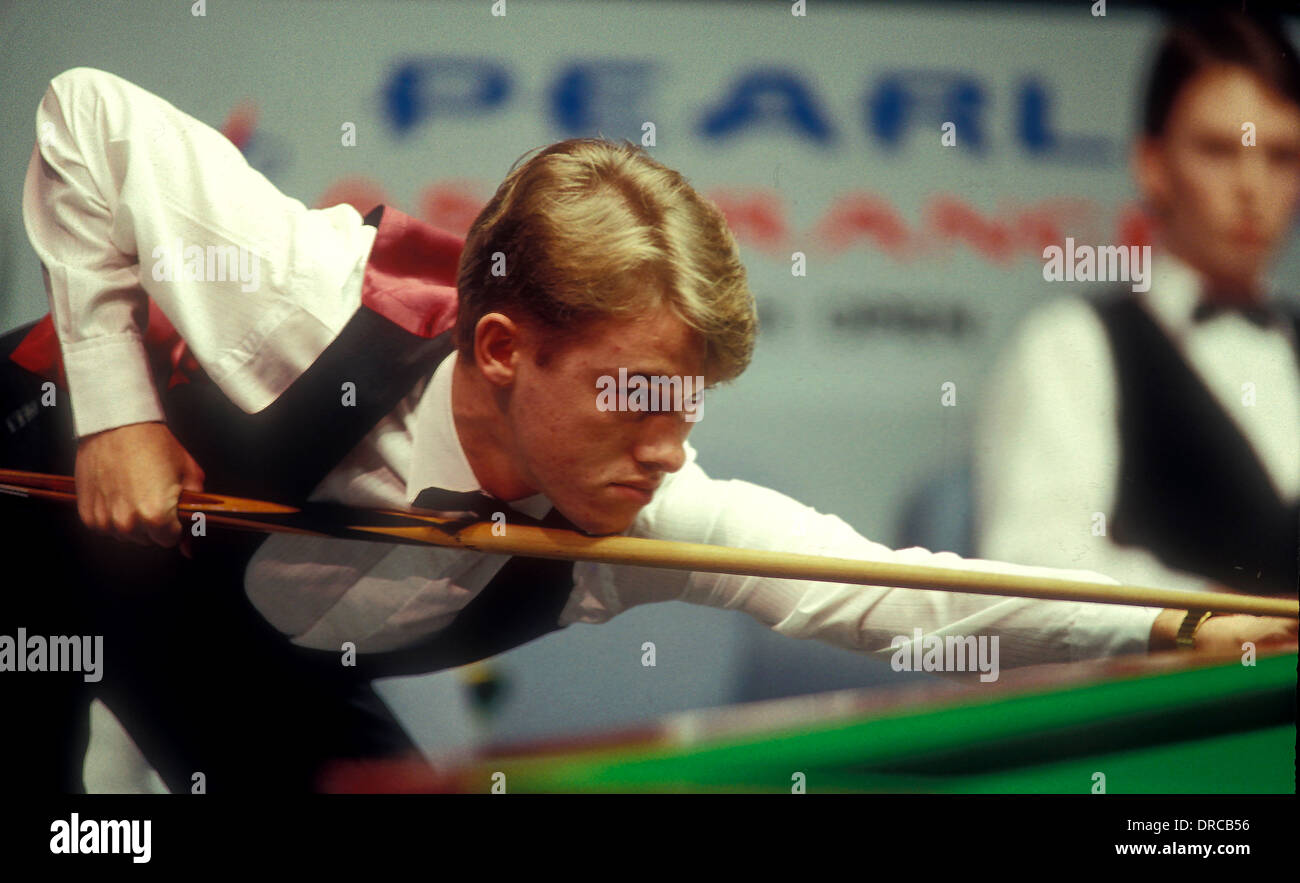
[1193,614,1298,654]
[1149,608,1298,653]
[75,421,205,550]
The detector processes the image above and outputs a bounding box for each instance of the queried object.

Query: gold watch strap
[1175,610,1214,650]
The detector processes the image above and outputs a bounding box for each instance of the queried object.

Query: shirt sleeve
[20,67,372,437]
[972,297,1219,596]
[592,441,1161,668]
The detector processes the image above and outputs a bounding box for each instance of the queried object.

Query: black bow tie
[1191,300,1276,329]
[411,486,575,531]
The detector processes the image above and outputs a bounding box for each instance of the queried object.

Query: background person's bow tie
[1191,299,1275,329]
[412,485,576,532]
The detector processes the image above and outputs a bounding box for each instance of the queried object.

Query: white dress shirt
[975,254,1300,594]
[21,66,1163,669]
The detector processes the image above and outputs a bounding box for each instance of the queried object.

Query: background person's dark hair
[1142,8,1300,137]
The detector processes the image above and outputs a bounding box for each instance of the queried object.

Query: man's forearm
[20,67,371,431]
[639,459,1166,666]
[23,75,162,439]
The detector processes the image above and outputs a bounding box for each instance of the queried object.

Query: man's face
[1137,65,1300,291]
[502,304,709,535]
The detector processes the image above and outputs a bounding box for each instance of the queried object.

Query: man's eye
[610,382,705,417]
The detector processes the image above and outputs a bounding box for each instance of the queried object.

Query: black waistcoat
[155,212,577,677]
[1092,293,1300,596]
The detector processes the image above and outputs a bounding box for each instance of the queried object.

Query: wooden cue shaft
[2,469,1295,618]
[352,522,1300,619]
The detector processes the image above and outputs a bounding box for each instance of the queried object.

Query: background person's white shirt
[974,254,1300,594]
[23,66,1161,670]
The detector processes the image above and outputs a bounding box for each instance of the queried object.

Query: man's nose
[1232,148,1270,209]
[633,416,688,474]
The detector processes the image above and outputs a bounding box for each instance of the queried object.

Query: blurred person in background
[976,7,1300,600]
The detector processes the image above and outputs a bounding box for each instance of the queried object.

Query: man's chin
[574,515,637,537]
[560,504,639,537]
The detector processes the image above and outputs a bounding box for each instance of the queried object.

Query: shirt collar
[406,350,554,520]
[1137,251,1284,337]
[1136,252,1202,336]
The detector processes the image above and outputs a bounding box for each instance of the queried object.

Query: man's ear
[473,312,521,387]
[1133,136,1170,213]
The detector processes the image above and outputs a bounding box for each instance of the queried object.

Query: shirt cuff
[62,332,165,437]
[1067,601,1163,661]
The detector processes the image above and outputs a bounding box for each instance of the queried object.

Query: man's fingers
[143,517,181,548]
[77,491,96,530]
[181,459,205,492]
[92,498,112,535]
[83,489,184,547]
[178,458,204,558]
[109,502,157,546]
[140,495,182,548]
[1267,620,1297,644]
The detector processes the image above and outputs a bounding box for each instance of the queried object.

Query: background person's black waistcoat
[1092,293,1300,596]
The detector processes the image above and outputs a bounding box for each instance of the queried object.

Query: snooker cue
[1,468,1295,619]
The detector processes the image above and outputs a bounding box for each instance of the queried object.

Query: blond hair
[454,138,756,383]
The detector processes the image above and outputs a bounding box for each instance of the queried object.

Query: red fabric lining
[10,301,197,389]
[360,205,462,339]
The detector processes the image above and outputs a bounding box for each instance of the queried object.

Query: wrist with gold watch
[1175,609,1220,650]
